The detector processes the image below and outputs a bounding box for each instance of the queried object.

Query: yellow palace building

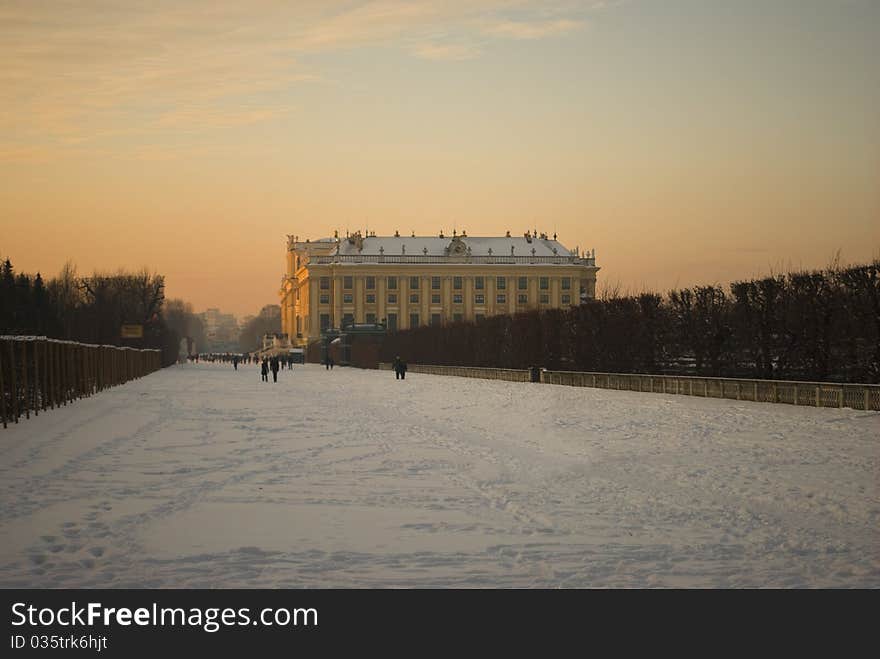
[279,230,599,349]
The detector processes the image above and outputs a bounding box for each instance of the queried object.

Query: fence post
[866,389,871,412]
[839,387,843,409]
[33,339,40,417]
[815,385,820,408]
[0,341,6,428]
[20,341,30,420]
[793,383,798,406]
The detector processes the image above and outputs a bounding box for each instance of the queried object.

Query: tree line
[380,260,880,383]
[238,307,281,353]
[0,256,205,367]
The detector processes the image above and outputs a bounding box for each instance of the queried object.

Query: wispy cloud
[484,19,584,40]
[412,42,480,61]
[0,1,613,161]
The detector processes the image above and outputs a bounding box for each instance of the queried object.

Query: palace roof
[335,235,573,258]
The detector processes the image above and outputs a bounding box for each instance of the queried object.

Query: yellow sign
[121,324,144,339]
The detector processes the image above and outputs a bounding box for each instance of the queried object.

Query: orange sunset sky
[2,0,878,318]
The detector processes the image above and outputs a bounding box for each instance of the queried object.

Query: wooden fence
[378,363,880,412]
[0,335,163,428]
[378,362,530,383]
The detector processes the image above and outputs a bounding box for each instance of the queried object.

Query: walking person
[270,356,280,383]
[233,355,239,371]
[261,357,269,382]
[399,358,407,380]
[393,355,401,380]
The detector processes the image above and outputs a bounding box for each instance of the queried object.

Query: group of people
[190,350,411,382]
[190,352,257,365]
[260,356,285,382]
[392,355,408,380]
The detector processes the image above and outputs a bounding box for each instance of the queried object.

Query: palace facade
[279,230,598,348]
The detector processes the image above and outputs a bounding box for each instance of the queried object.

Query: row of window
[316,292,573,305]
[319,275,572,291]
[317,311,514,332]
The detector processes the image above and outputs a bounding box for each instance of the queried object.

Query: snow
[0,362,877,587]
[335,235,573,257]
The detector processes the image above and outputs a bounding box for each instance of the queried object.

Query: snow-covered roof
[336,235,572,257]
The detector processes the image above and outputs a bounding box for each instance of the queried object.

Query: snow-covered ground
[0,362,877,588]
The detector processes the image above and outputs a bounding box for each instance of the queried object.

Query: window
[475,294,485,305]
[387,313,398,332]
[453,313,463,323]
[431,276,441,290]
[540,294,550,304]
[410,294,419,304]
[343,276,353,290]
[453,294,463,304]
[409,276,419,290]
[561,277,571,291]
[562,294,571,305]
[320,314,330,330]
[366,276,375,290]
[431,313,442,326]
[518,294,528,304]
[366,313,376,324]
[320,277,330,290]
[319,294,330,304]
[475,276,484,290]
[409,313,419,328]
[496,294,506,304]
[296,316,301,334]
[453,276,462,290]
[296,288,300,300]
[366,293,376,304]
[496,276,506,290]
[518,277,527,290]
[343,293,353,304]
[388,294,397,304]
[540,277,549,290]
[387,277,397,290]
[343,313,354,327]
[431,293,441,304]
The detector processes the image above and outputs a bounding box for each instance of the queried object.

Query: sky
[1,0,878,318]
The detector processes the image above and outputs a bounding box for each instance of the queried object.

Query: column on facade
[442,275,452,324]
[377,275,386,325]
[400,274,409,329]
[332,274,342,328]
[464,275,473,321]
[509,276,516,315]
[529,275,538,310]
[309,279,319,340]
[355,275,365,323]
[421,276,430,326]
[551,275,560,308]
[487,275,495,317]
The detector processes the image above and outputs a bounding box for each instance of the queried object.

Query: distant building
[199,307,239,350]
[279,230,598,351]
[259,304,281,321]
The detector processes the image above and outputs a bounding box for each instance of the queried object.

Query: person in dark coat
[261,358,269,382]
[233,355,239,371]
[399,358,407,380]
[393,356,401,379]
[270,356,280,382]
